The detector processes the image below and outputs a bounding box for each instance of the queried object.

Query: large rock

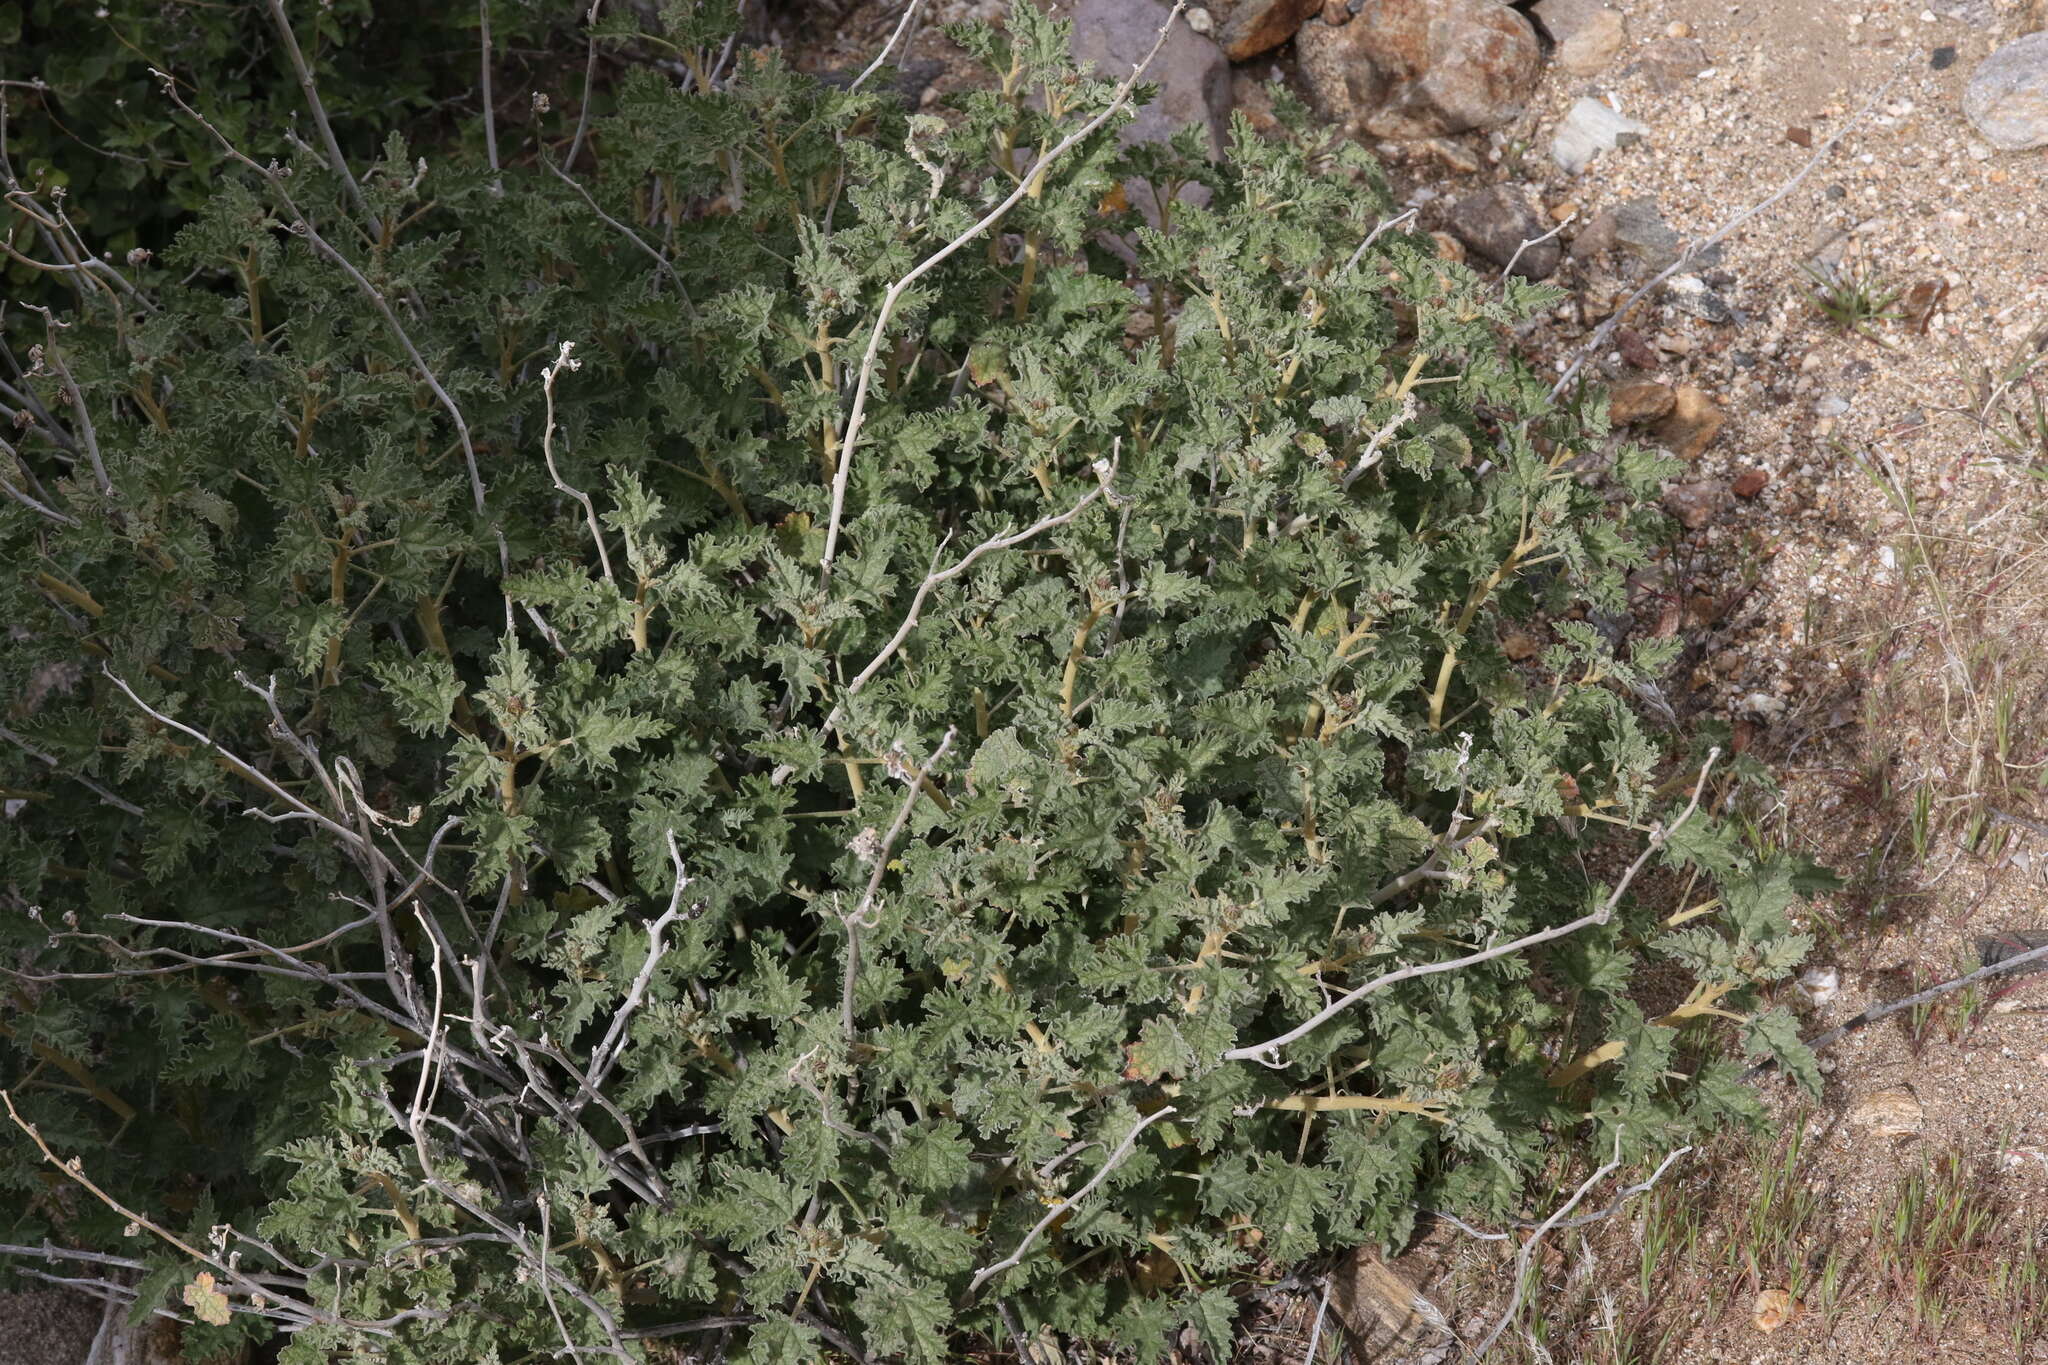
[1217,0,1322,60]
[1071,0,1232,158]
[1964,33,2048,150]
[1298,0,1541,140]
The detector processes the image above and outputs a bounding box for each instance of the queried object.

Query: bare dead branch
[964,1105,1176,1299]
[1225,750,1720,1068]
[817,3,1186,584]
[848,0,925,94]
[1498,213,1574,286]
[563,0,604,174]
[834,455,1117,716]
[150,71,487,516]
[540,341,614,582]
[262,0,373,227]
[103,667,371,854]
[1340,207,1418,278]
[1745,935,2048,1080]
[1427,1142,1694,1243]
[586,830,694,1090]
[478,0,501,192]
[842,729,954,1041]
[21,316,110,496]
[545,156,691,306]
[1470,1135,1626,1360]
[0,721,143,815]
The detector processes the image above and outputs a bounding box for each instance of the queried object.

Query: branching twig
[1470,1134,1624,1360]
[841,730,954,1041]
[817,3,1185,584]
[1225,750,1719,1067]
[262,0,373,227]
[1340,207,1418,278]
[0,721,144,816]
[1498,213,1573,285]
[478,0,501,192]
[586,830,693,1090]
[540,341,614,582]
[848,0,924,94]
[150,71,487,516]
[102,667,372,855]
[545,157,690,303]
[1744,936,2048,1080]
[564,0,604,173]
[834,456,1116,714]
[964,1105,1176,1299]
[22,320,110,496]
[1427,1143,1694,1242]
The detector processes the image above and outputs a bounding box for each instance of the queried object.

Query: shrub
[0,3,1823,1359]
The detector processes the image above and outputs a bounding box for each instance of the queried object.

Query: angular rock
[1665,273,1734,323]
[1568,208,1617,260]
[1848,1089,1923,1138]
[1534,0,1628,75]
[1649,385,1726,458]
[1218,0,1322,60]
[1612,195,1681,270]
[1662,480,1729,530]
[1964,32,2048,150]
[1732,468,1771,498]
[1322,0,1353,23]
[1616,326,1659,369]
[1608,380,1675,425]
[1637,35,1709,91]
[1298,0,1541,140]
[1552,96,1648,174]
[1446,184,1561,280]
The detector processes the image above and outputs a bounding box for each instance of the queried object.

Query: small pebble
[1931,44,1957,70]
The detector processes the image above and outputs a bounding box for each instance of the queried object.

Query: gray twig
[849,0,925,94]
[1470,1135,1625,1360]
[818,2,1187,585]
[539,341,614,582]
[262,0,373,226]
[1226,750,1719,1067]
[964,1105,1177,1298]
[1746,936,2048,1080]
[841,729,954,1041]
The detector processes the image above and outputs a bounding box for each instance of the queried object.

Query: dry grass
[1435,1120,2046,1365]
